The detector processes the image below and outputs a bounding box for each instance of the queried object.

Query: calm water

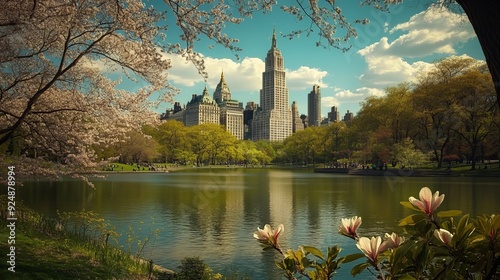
[7,168,500,279]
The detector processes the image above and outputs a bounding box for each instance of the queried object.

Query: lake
[7,168,499,279]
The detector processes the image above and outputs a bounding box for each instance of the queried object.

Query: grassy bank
[0,196,173,279]
[0,196,251,280]
[0,229,128,279]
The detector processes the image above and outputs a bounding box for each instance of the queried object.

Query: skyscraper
[291,101,304,133]
[343,110,354,125]
[307,84,322,127]
[328,106,340,122]
[252,28,292,141]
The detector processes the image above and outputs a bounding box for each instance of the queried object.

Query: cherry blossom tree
[0,0,170,150]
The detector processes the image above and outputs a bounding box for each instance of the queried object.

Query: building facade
[243,102,257,140]
[252,28,292,141]
[291,101,304,133]
[343,110,354,124]
[213,72,244,139]
[307,84,322,127]
[184,86,220,126]
[327,106,340,122]
[213,72,231,104]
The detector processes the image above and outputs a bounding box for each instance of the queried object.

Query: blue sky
[127,1,485,118]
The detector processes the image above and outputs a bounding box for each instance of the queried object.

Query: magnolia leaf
[302,246,324,260]
[301,257,311,268]
[467,235,486,246]
[399,275,417,280]
[327,246,341,260]
[398,214,426,226]
[456,214,470,236]
[341,253,365,263]
[351,262,370,276]
[437,210,462,218]
[400,201,420,211]
[492,214,500,225]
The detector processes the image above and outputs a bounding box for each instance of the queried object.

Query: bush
[175,257,217,280]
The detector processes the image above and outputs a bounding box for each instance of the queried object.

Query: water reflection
[6,169,499,279]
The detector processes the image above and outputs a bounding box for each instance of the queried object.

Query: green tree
[353,84,416,164]
[237,140,268,166]
[393,138,429,168]
[116,130,160,163]
[150,121,188,163]
[282,127,325,166]
[450,70,497,170]
[411,57,478,167]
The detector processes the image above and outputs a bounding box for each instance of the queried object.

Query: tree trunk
[470,143,477,170]
[456,0,500,107]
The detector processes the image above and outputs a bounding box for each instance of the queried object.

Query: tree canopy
[1,0,498,175]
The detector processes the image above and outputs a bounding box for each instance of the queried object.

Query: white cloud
[286,66,328,90]
[336,90,363,99]
[329,87,385,110]
[205,57,264,93]
[356,87,386,97]
[165,52,329,96]
[162,53,201,87]
[357,5,476,88]
[322,96,339,108]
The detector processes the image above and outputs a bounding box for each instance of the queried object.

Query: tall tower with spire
[252,28,292,141]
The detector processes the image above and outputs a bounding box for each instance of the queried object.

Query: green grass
[0,229,127,280]
[0,196,174,280]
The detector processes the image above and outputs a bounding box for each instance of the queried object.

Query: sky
[126,1,485,118]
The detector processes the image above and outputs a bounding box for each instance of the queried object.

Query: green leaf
[400,201,420,211]
[398,214,426,226]
[437,210,462,218]
[457,214,470,234]
[327,246,341,260]
[351,262,370,276]
[399,274,417,280]
[341,253,365,263]
[302,246,324,260]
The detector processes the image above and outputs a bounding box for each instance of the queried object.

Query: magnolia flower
[434,228,454,246]
[339,216,362,239]
[384,232,405,249]
[356,236,388,263]
[409,187,445,217]
[253,224,284,247]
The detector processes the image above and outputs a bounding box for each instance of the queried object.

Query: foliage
[393,138,430,168]
[254,187,500,279]
[174,257,218,280]
[173,257,251,280]
[0,0,167,159]
[2,0,499,176]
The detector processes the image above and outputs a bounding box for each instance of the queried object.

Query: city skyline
[123,1,486,119]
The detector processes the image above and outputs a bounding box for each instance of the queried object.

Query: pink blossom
[356,236,389,263]
[253,224,284,246]
[434,229,454,246]
[339,216,362,239]
[409,187,445,216]
[384,232,405,249]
